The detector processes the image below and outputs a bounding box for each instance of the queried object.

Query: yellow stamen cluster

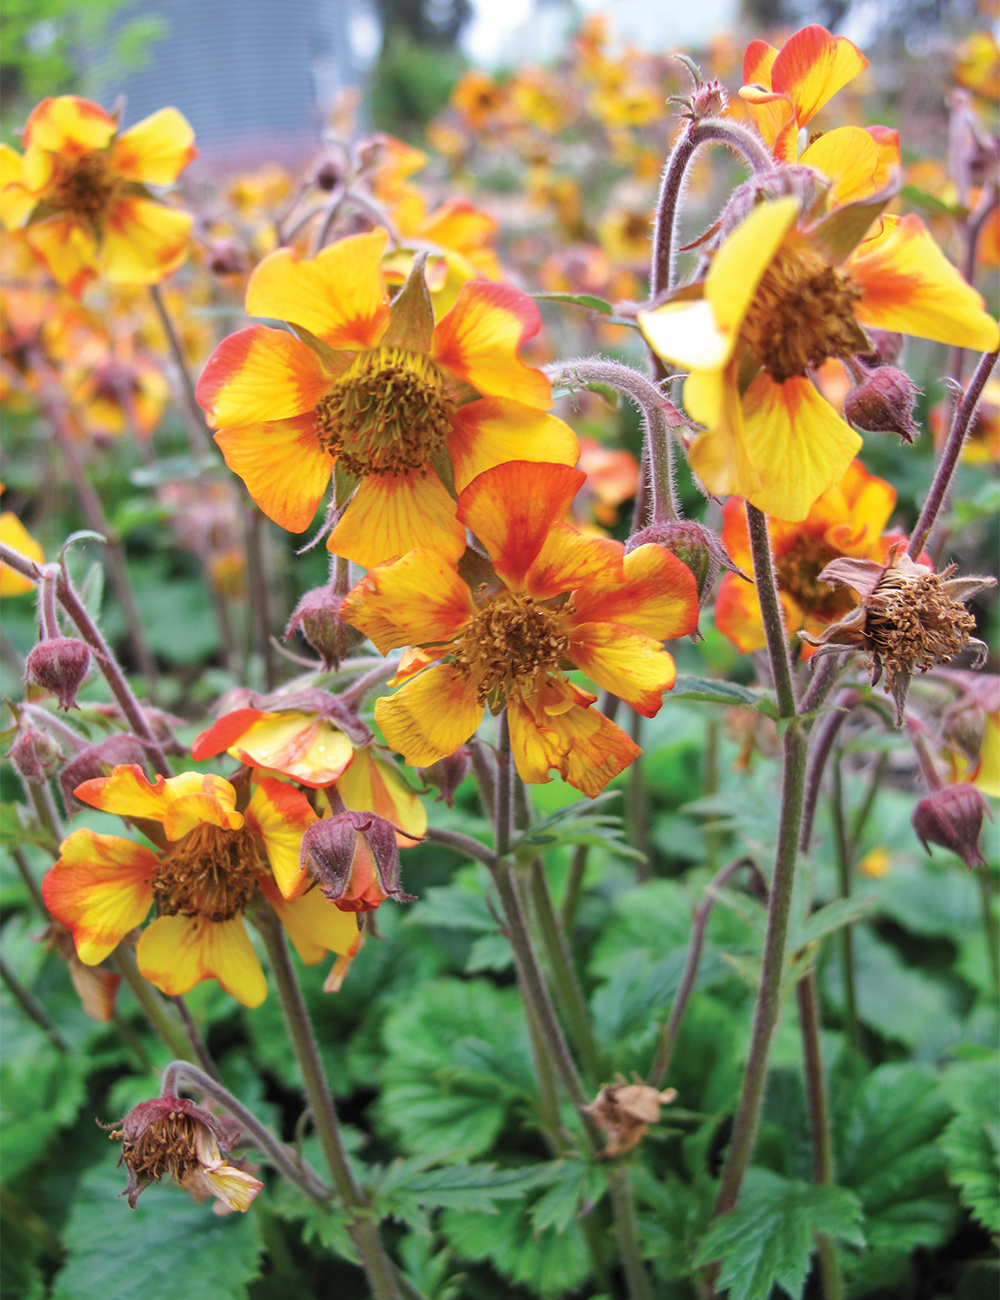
[317,345,452,477]
[864,565,977,690]
[775,534,856,621]
[51,153,120,224]
[452,593,570,705]
[153,823,264,923]
[741,238,863,383]
[115,1110,204,1185]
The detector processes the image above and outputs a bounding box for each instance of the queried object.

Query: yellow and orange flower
[640,194,999,521]
[0,96,196,297]
[714,458,900,654]
[341,461,699,797]
[197,227,578,568]
[0,505,43,595]
[42,766,360,1007]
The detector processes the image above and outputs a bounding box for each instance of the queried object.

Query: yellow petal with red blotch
[162,791,245,841]
[420,197,498,254]
[800,127,884,205]
[741,373,861,522]
[267,881,361,964]
[237,714,354,788]
[456,461,586,593]
[849,214,1000,351]
[524,523,624,602]
[865,127,901,192]
[337,748,427,844]
[214,414,332,534]
[567,622,677,717]
[0,145,37,228]
[195,1164,264,1212]
[375,664,482,767]
[973,715,1000,799]
[508,690,640,797]
[191,708,267,760]
[432,281,551,409]
[24,217,96,297]
[567,542,700,640]
[742,38,779,89]
[74,765,240,831]
[98,197,192,285]
[715,571,767,654]
[388,646,447,685]
[687,366,763,501]
[770,25,868,128]
[138,915,267,1006]
[719,496,753,570]
[341,546,474,652]
[198,326,330,427]
[708,198,800,339]
[835,458,896,549]
[246,229,390,349]
[42,829,157,965]
[111,107,197,185]
[22,96,117,154]
[245,777,318,899]
[738,88,798,161]
[445,397,579,493]
[0,511,43,595]
[329,470,466,570]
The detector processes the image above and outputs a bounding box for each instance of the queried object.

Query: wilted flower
[582,1076,677,1159]
[301,811,415,912]
[912,783,993,871]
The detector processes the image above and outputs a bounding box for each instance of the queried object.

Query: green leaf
[129,455,219,487]
[900,185,959,216]
[269,1182,358,1263]
[528,1161,606,1234]
[939,1059,1000,1234]
[50,1164,263,1300]
[533,291,614,314]
[669,675,770,711]
[694,1169,864,1300]
[515,792,644,861]
[792,894,880,949]
[442,1198,591,1297]
[371,1157,554,1223]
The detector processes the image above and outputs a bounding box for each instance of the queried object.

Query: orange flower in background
[0,96,196,297]
[0,503,43,595]
[342,461,699,797]
[197,228,579,569]
[42,766,359,1007]
[640,195,999,521]
[715,458,900,654]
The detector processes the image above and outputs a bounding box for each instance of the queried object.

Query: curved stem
[0,954,70,1052]
[423,825,497,869]
[800,706,850,853]
[160,1060,330,1200]
[111,945,197,1062]
[651,118,772,298]
[494,710,513,858]
[337,656,402,710]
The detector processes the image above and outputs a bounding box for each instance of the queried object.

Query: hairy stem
[111,945,197,1062]
[796,972,842,1300]
[560,845,589,934]
[829,759,860,1052]
[627,711,653,881]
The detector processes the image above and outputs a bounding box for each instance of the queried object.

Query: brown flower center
[315,345,452,477]
[741,238,863,383]
[118,1111,204,1185]
[864,567,977,689]
[153,823,264,922]
[51,152,120,225]
[776,534,857,622]
[451,593,570,705]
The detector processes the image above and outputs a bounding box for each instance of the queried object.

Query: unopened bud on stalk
[285,586,364,670]
[844,365,921,443]
[25,638,90,710]
[8,725,61,780]
[417,747,472,806]
[313,158,343,191]
[912,783,993,870]
[208,240,244,277]
[627,521,740,603]
[301,811,415,912]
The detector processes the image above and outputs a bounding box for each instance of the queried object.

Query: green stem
[606,1166,655,1300]
[976,866,1000,999]
[257,916,401,1300]
[0,953,70,1052]
[111,945,197,1062]
[627,711,652,881]
[149,283,213,455]
[848,752,888,858]
[528,858,603,1086]
[560,845,589,934]
[796,971,842,1300]
[829,759,860,1052]
[11,846,47,916]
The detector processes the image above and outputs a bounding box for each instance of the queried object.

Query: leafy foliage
[939,1057,1000,1235]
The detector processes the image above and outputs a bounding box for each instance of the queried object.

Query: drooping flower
[42,766,360,1007]
[640,194,999,521]
[341,461,699,797]
[715,459,901,654]
[196,229,579,569]
[0,97,196,297]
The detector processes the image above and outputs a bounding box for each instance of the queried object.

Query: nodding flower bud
[627,521,740,604]
[7,725,61,781]
[417,746,472,806]
[313,157,343,191]
[912,783,993,871]
[208,240,245,276]
[844,365,921,444]
[25,637,90,710]
[301,811,415,912]
[285,586,365,670]
[101,1096,262,1211]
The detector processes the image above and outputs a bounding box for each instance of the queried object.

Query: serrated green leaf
[669,674,768,710]
[515,792,644,861]
[939,1059,1000,1234]
[50,1164,263,1300]
[372,1157,555,1219]
[528,1161,605,1234]
[793,894,880,949]
[694,1170,864,1300]
[442,1198,591,1297]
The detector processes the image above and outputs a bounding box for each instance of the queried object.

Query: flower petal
[508,686,640,797]
[0,511,43,595]
[245,229,390,348]
[707,197,800,340]
[245,776,318,899]
[24,217,97,297]
[687,365,763,501]
[738,87,797,161]
[742,38,779,88]
[98,197,192,285]
[567,622,678,716]
[567,542,700,639]
[328,469,467,570]
[194,1164,264,1212]
[137,915,267,1006]
[265,880,361,964]
[22,96,117,153]
[524,523,625,602]
[432,281,551,408]
[456,460,587,592]
[741,373,861,521]
[214,414,332,533]
[191,708,268,761]
[337,748,428,844]
[42,829,157,965]
[800,126,884,205]
[445,396,579,493]
[198,326,331,427]
[111,107,197,185]
[715,571,768,654]
[375,664,482,767]
[639,299,731,373]
[341,548,475,652]
[770,25,868,128]
[848,214,1000,351]
[74,765,241,837]
[240,714,355,789]
[0,145,37,228]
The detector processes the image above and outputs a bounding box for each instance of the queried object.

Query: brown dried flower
[581,1074,677,1159]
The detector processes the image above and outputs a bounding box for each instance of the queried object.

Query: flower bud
[690,77,728,119]
[313,157,343,191]
[844,366,920,444]
[856,330,904,368]
[301,811,415,912]
[627,521,738,603]
[912,783,993,870]
[25,637,90,710]
[286,586,365,670]
[208,240,245,276]
[7,725,61,780]
[417,746,472,806]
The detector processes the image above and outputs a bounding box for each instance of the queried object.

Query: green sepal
[383,253,435,352]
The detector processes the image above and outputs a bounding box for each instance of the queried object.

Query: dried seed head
[912,783,993,871]
[844,365,921,443]
[25,637,91,710]
[582,1075,677,1159]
